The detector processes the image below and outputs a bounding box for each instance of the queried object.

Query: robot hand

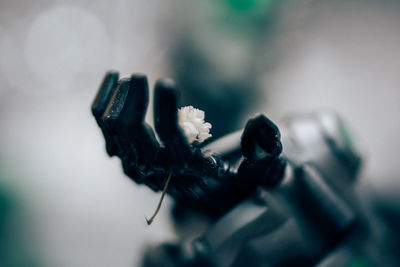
[91,72,399,267]
[91,72,286,218]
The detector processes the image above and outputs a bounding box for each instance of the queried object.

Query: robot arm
[91,72,389,267]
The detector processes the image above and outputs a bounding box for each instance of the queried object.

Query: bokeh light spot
[23,5,110,92]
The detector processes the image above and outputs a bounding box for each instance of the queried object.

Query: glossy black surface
[92,72,285,218]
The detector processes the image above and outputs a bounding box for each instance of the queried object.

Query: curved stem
[145,171,173,225]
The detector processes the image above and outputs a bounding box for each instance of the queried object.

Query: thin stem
[145,171,173,225]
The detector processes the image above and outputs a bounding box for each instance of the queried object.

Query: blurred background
[0,0,400,266]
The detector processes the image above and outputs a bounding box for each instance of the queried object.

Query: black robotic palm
[92,72,286,217]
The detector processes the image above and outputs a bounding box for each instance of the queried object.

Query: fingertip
[130,73,148,97]
[92,71,120,119]
[241,114,283,158]
[121,73,149,126]
[155,78,177,92]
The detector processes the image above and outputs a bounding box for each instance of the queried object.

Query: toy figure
[92,72,397,266]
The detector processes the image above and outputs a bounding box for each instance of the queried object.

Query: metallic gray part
[298,164,355,233]
[195,188,289,267]
[201,130,242,158]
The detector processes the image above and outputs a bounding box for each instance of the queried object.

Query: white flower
[178,106,212,144]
